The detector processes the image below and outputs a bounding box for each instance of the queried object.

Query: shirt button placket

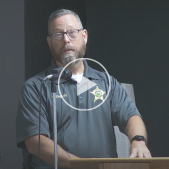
[78,95,84,109]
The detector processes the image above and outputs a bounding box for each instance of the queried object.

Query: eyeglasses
[49,29,83,41]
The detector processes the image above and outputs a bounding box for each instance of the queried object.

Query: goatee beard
[61,54,77,66]
[52,40,86,66]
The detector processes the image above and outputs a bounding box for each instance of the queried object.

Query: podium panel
[70,158,169,169]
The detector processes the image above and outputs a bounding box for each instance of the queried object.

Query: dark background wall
[87,0,169,157]
[1,0,169,168]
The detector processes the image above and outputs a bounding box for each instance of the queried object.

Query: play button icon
[77,76,97,96]
[58,58,111,111]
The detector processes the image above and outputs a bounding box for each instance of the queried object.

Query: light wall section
[0,0,24,168]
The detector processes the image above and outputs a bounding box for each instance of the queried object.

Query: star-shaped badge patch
[90,86,106,102]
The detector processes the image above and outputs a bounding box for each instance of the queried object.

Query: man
[16,9,151,169]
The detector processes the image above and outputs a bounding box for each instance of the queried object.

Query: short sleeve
[110,78,141,133]
[16,82,50,148]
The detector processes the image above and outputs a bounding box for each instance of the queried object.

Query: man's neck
[55,60,84,75]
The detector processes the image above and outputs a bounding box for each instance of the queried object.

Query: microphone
[43,67,72,81]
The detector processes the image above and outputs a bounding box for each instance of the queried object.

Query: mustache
[62,45,75,51]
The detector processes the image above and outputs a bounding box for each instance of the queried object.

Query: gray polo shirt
[16,60,140,168]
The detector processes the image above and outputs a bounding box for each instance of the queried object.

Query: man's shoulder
[89,67,116,81]
[25,66,52,86]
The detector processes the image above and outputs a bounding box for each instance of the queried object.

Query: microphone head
[62,69,72,80]
[52,67,72,80]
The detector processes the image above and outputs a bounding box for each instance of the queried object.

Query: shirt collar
[48,59,100,81]
[83,60,100,80]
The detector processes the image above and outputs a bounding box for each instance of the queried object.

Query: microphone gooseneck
[38,67,72,169]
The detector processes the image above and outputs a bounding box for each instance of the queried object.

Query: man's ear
[82,29,88,44]
[47,36,51,49]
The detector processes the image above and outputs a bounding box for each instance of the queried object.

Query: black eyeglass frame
[49,29,84,41]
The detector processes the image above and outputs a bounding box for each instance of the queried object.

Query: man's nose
[63,33,70,43]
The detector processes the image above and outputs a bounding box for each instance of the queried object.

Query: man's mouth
[63,49,74,54]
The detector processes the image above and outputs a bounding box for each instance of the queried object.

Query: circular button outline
[58,58,111,111]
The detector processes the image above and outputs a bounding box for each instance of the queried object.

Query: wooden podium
[70,158,169,169]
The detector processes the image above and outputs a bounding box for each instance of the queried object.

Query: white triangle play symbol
[77,76,97,96]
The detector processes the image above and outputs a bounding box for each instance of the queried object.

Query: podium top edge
[70,157,169,163]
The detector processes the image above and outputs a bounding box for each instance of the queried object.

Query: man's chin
[61,56,77,66]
